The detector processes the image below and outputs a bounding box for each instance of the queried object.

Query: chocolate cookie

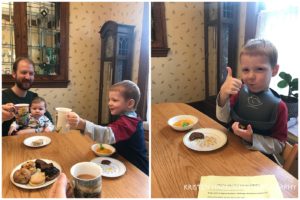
[44,166,60,181]
[101,160,111,165]
[189,132,205,141]
[238,124,247,130]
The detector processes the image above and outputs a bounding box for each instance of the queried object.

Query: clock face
[105,35,114,58]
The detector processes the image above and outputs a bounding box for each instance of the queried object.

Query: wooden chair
[143,122,149,160]
[274,142,298,175]
[282,142,298,172]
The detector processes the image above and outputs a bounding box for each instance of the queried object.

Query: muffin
[13,168,31,184]
[21,161,37,175]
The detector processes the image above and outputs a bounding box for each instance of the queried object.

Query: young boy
[67,80,149,175]
[9,97,54,135]
[216,39,288,156]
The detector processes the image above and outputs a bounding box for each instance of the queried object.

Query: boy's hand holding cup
[219,67,242,106]
[67,112,86,131]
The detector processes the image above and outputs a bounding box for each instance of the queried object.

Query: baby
[9,97,54,135]
[67,80,149,175]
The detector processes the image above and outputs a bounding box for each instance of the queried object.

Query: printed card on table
[198,175,283,198]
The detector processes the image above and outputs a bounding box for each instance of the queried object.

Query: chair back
[282,142,298,172]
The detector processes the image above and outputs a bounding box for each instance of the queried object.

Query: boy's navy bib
[230,85,281,136]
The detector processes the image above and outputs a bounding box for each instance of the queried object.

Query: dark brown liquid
[77,174,96,180]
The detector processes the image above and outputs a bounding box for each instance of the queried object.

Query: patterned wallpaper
[151,2,205,104]
[31,2,144,123]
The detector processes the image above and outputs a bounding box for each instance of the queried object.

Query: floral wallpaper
[151,2,206,103]
[31,2,144,123]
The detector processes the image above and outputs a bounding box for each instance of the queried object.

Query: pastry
[35,159,54,171]
[32,139,43,146]
[35,159,60,181]
[21,161,37,175]
[13,168,31,184]
[29,170,46,186]
[44,166,60,181]
[189,132,205,141]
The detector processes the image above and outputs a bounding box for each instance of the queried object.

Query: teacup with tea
[14,104,30,126]
[70,162,102,198]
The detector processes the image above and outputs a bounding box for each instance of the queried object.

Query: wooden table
[2,131,149,198]
[152,103,298,198]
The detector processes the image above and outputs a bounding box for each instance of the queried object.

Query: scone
[13,168,31,184]
[29,170,46,186]
[32,139,44,146]
[21,161,37,175]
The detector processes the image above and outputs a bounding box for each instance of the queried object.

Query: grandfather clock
[98,21,135,124]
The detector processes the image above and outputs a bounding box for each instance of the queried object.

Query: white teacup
[55,107,72,133]
[70,162,102,198]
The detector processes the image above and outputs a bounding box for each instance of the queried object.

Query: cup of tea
[70,162,102,198]
[55,107,72,133]
[14,104,30,126]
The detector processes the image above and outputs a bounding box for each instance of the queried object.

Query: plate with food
[168,115,198,131]
[23,136,51,148]
[91,143,116,157]
[183,128,227,151]
[10,159,61,189]
[91,157,126,178]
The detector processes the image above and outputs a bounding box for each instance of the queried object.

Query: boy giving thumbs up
[216,39,288,156]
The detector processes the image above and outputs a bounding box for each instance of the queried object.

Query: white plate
[23,136,51,148]
[91,157,126,178]
[183,128,227,151]
[91,143,116,157]
[168,115,198,131]
[10,159,61,189]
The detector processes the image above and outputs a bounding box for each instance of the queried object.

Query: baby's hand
[231,122,253,143]
[8,126,18,136]
[43,127,51,132]
[220,67,242,99]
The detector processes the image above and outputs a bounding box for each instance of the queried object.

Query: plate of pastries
[10,159,61,189]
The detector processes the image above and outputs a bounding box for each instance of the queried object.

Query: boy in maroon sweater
[67,80,148,175]
[216,39,288,155]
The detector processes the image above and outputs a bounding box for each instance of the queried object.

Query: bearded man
[2,57,53,136]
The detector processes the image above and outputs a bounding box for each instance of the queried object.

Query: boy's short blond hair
[110,80,140,110]
[240,38,278,68]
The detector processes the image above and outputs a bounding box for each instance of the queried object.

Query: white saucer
[183,128,227,151]
[23,136,51,148]
[91,157,126,178]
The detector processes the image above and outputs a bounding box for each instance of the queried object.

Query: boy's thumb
[226,67,232,78]
[247,124,253,132]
